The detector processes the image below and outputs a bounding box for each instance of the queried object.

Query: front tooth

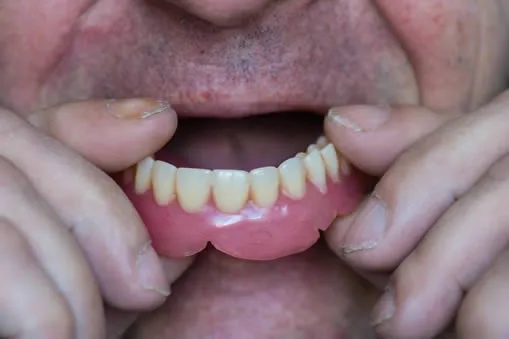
[176,168,212,213]
[212,170,249,213]
[304,149,327,193]
[279,157,306,199]
[250,167,280,208]
[135,157,155,194]
[321,144,340,182]
[152,161,177,205]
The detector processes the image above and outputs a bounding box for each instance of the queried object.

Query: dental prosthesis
[121,136,367,261]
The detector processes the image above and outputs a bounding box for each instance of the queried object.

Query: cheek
[375,0,500,112]
[0,0,92,112]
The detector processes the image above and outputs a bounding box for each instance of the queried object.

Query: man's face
[1,0,508,337]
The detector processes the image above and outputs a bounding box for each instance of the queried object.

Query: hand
[324,91,509,338]
[0,99,192,339]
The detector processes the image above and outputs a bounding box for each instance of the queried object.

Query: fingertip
[324,105,396,175]
[326,105,391,133]
[136,243,171,298]
[32,98,178,172]
[324,104,445,176]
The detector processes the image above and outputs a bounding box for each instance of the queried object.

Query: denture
[121,136,367,261]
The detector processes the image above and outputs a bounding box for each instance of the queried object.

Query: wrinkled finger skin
[0,102,173,308]
[0,100,193,338]
[325,92,509,337]
[0,157,104,339]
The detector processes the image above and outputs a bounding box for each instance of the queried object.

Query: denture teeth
[250,167,280,208]
[320,144,340,182]
[176,168,212,213]
[135,157,155,194]
[212,170,250,213]
[278,157,306,199]
[304,149,327,193]
[133,138,345,213]
[152,161,177,205]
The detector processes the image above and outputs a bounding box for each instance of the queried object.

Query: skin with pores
[0,0,509,338]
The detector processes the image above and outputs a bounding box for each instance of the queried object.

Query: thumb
[27,98,177,172]
[324,105,453,176]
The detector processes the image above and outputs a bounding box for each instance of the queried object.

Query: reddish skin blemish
[122,168,368,261]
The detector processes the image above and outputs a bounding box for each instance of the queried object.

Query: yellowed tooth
[212,170,250,213]
[152,161,177,205]
[135,157,155,194]
[250,167,280,208]
[321,144,340,182]
[304,149,327,193]
[279,157,306,199]
[176,168,212,213]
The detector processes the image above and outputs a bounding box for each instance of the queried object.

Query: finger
[370,154,509,337]
[0,108,171,309]
[0,218,76,338]
[26,98,177,172]
[326,91,509,272]
[0,159,105,339]
[324,104,453,175]
[456,247,509,339]
[105,256,194,339]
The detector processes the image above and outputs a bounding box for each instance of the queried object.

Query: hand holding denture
[325,91,509,338]
[0,99,192,338]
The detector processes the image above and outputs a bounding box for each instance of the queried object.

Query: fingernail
[106,99,172,119]
[342,194,387,254]
[327,105,390,132]
[136,242,171,297]
[371,285,396,327]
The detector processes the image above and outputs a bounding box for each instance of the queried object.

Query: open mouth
[119,109,369,261]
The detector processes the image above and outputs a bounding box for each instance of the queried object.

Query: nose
[166,0,273,26]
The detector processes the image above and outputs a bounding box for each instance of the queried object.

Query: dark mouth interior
[161,111,324,170]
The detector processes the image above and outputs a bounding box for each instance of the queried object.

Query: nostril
[166,0,272,26]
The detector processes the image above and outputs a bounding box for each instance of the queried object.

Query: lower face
[1,0,508,337]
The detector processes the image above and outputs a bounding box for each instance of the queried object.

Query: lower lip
[121,167,368,261]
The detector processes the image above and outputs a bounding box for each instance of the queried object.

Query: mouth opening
[121,109,369,260]
[157,110,325,170]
